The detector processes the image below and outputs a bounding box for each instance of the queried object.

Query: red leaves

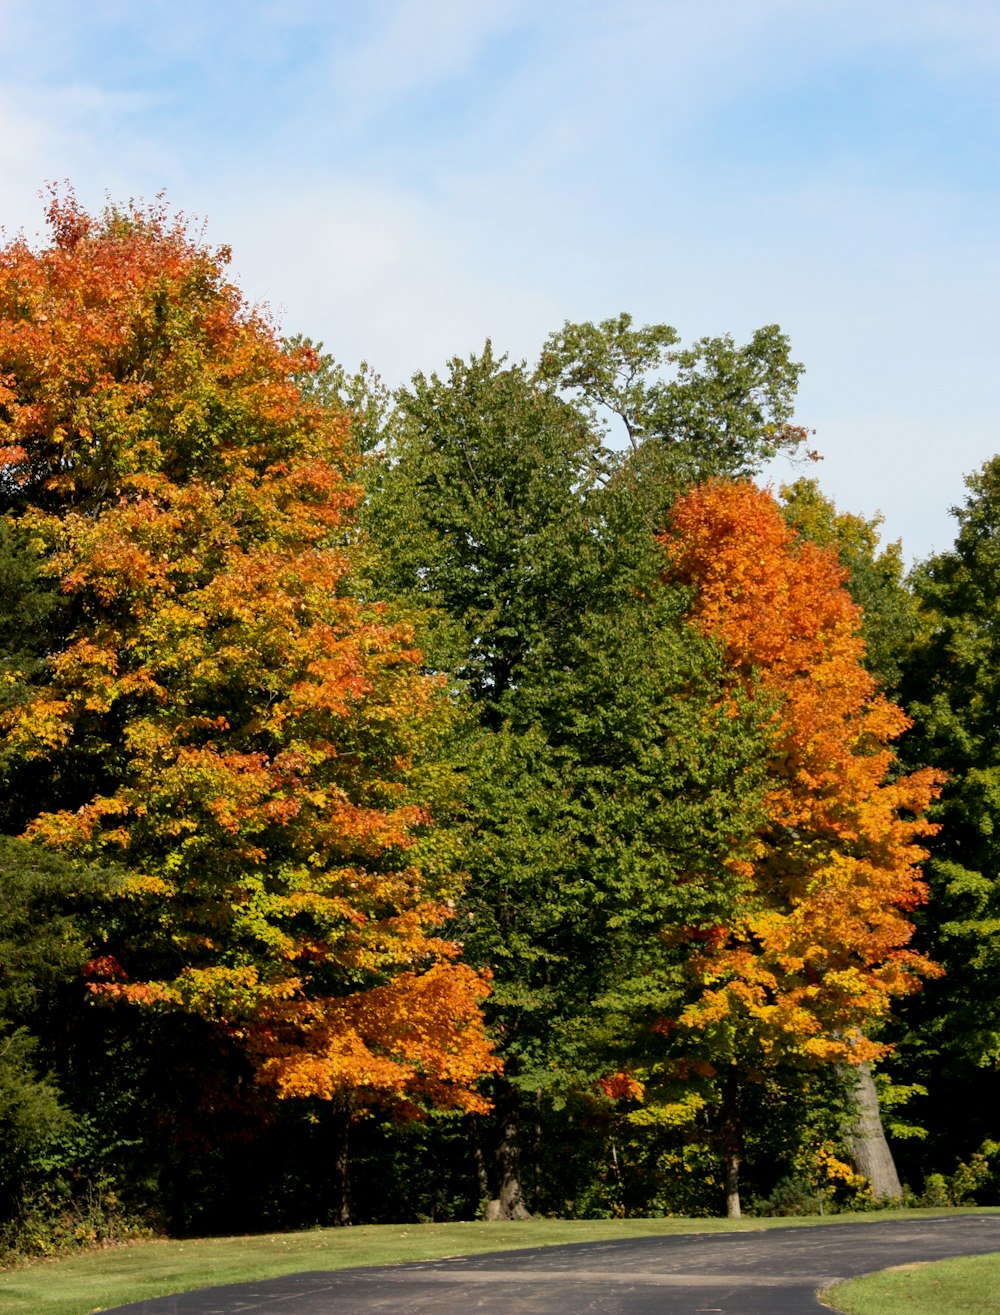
[597,1071,645,1102]
[44,187,92,249]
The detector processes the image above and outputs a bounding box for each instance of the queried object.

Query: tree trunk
[721,1069,743,1219]
[329,1106,352,1226]
[472,1116,491,1213]
[487,1082,532,1220]
[844,1063,902,1201]
[532,1088,542,1214]
[724,1149,742,1219]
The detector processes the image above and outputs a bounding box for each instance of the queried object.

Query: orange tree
[0,193,496,1221]
[651,479,941,1214]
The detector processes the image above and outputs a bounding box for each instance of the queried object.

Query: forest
[0,191,998,1258]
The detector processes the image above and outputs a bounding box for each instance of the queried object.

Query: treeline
[0,193,997,1255]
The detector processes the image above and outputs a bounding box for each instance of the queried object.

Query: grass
[825,1251,1000,1315]
[0,1208,995,1315]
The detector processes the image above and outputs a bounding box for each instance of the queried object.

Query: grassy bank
[825,1250,1000,1315]
[0,1208,994,1315]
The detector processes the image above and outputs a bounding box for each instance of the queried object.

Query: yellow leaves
[0,693,72,757]
[814,1144,862,1186]
[171,964,300,1018]
[626,1092,706,1130]
[116,869,173,899]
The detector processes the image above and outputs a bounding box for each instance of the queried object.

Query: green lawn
[825,1251,1000,1315]
[0,1209,995,1315]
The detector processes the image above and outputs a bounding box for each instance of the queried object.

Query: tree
[658,480,941,1215]
[367,345,777,1216]
[537,312,810,481]
[0,517,72,834]
[455,586,773,1214]
[0,838,96,1220]
[365,346,612,1214]
[894,455,1000,1176]
[0,193,497,1220]
[367,343,608,718]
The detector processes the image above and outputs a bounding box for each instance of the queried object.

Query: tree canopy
[891,457,1000,1172]
[537,312,809,479]
[0,193,497,1132]
[656,480,941,1213]
[0,189,981,1239]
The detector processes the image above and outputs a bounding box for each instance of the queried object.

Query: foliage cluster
[0,192,996,1251]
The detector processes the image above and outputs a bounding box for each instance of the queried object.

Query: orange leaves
[256,962,500,1114]
[662,480,942,1067]
[666,478,863,695]
[1,192,497,1119]
[0,190,343,513]
[597,1071,646,1102]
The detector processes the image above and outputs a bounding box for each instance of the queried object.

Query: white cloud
[204,175,561,383]
[1,0,999,561]
[327,0,534,112]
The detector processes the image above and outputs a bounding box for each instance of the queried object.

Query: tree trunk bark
[329,1106,352,1226]
[721,1069,743,1219]
[472,1116,491,1213]
[489,1082,532,1220]
[844,1063,902,1201]
[532,1088,542,1214]
[724,1150,742,1219]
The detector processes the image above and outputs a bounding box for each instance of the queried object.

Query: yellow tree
[0,193,497,1217]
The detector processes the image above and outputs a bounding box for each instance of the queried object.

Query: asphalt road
[101,1214,1000,1315]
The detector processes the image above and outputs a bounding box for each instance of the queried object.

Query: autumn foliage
[0,192,497,1115]
[662,480,942,1068]
[1,195,967,1228]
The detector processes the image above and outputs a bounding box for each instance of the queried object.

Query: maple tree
[654,479,941,1213]
[0,193,498,1210]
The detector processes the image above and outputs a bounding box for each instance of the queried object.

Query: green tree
[367,341,775,1216]
[368,343,608,717]
[537,312,808,480]
[0,518,73,834]
[894,456,1000,1177]
[0,838,97,1222]
[779,478,917,693]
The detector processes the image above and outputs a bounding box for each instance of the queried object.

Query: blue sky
[2,0,999,561]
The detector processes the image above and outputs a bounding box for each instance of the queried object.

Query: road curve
[102,1214,1000,1315]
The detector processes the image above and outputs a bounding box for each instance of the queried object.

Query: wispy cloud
[1,0,998,558]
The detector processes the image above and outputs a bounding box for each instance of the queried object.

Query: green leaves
[369,344,605,714]
[0,838,105,1194]
[538,313,806,479]
[887,455,1000,1175]
[368,338,777,1110]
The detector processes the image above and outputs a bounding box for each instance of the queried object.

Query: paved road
[102,1214,1000,1315]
